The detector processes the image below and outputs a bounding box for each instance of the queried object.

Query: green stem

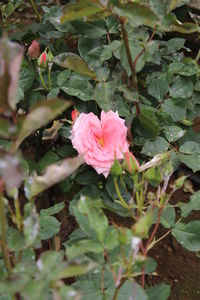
[39,70,49,91]
[113,177,129,209]
[30,0,42,22]
[48,69,52,90]
[0,193,12,276]
[141,205,163,288]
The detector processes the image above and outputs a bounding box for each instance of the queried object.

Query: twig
[30,0,42,22]
[112,278,126,300]
[132,27,156,71]
[141,205,163,288]
[120,18,140,115]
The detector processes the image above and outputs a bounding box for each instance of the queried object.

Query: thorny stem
[120,18,140,115]
[0,190,12,276]
[30,0,42,22]
[104,251,118,282]
[101,261,105,293]
[132,27,156,71]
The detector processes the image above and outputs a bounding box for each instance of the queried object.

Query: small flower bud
[175,175,188,189]
[28,40,40,59]
[71,109,80,124]
[123,152,140,175]
[110,158,122,177]
[38,51,47,68]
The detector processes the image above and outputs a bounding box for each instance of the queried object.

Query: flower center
[97,136,105,147]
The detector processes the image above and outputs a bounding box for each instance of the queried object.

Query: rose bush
[71,110,129,177]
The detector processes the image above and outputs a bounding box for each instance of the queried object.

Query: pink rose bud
[123,152,140,175]
[71,109,80,124]
[38,51,47,68]
[28,40,40,59]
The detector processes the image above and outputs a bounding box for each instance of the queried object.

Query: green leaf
[73,281,102,300]
[164,126,185,142]
[58,259,96,279]
[78,196,108,243]
[112,3,159,28]
[75,170,99,185]
[144,167,163,187]
[36,151,59,173]
[149,0,167,19]
[54,53,96,78]
[19,68,35,92]
[153,206,175,229]
[39,215,60,240]
[61,79,93,101]
[23,203,39,246]
[168,61,199,77]
[172,221,200,251]
[104,226,119,250]
[164,37,185,53]
[29,155,84,198]
[0,296,12,300]
[181,190,200,218]
[66,239,103,258]
[94,81,115,111]
[107,281,148,300]
[146,284,171,300]
[142,137,169,157]
[134,256,157,275]
[179,141,200,154]
[16,86,24,103]
[147,79,168,102]
[0,274,29,294]
[22,281,49,300]
[57,70,71,86]
[137,108,159,138]
[161,99,186,122]
[120,41,145,75]
[7,227,25,251]
[170,76,194,99]
[59,286,81,300]
[71,20,107,38]
[161,14,200,34]
[40,202,65,217]
[132,212,153,238]
[179,153,200,172]
[60,0,105,23]
[15,99,72,149]
[47,87,60,99]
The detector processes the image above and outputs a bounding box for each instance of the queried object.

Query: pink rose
[71,111,129,177]
[28,40,40,59]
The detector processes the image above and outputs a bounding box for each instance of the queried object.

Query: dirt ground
[148,188,200,300]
